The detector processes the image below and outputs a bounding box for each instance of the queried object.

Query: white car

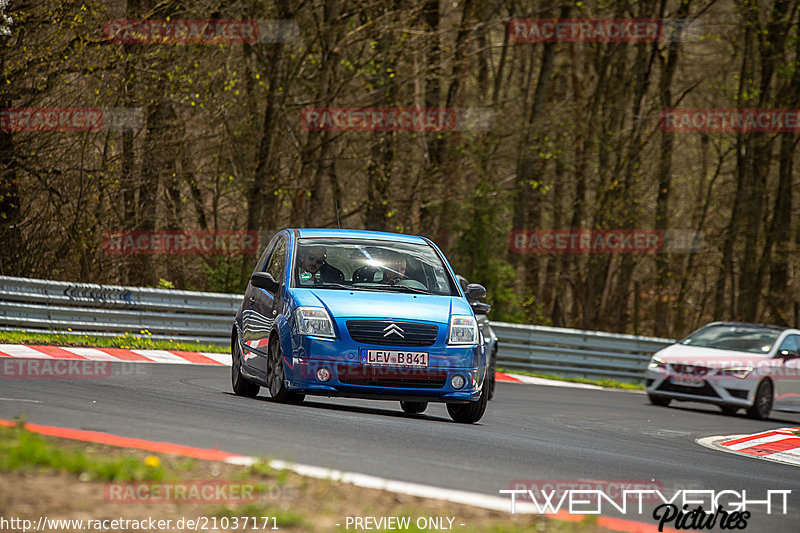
[645,322,800,419]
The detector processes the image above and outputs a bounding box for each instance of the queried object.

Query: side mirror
[465,283,486,301]
[251,272,280,293]
[779,349,800,359]
[471,301,491,315]
[456,274,469,293]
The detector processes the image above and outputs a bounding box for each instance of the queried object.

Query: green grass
[0,422,166,481]
[0,329,227,353]
[497,367,644,390]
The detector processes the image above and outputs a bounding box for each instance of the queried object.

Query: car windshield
[292,238,458,296]
[680,324,781,354]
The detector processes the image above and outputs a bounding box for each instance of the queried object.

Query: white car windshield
[292,238,458,296]
[680,324,781,354]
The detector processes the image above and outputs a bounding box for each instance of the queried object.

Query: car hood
[290,288,471,323]
[654,343,773,369]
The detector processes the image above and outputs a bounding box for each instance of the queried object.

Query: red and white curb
[0,418,678,533]
[697,427,800,467]
[0,345,605,389]
[0,344,230,366]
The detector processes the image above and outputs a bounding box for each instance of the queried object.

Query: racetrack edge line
[696,434,800,468]
[0,417,675,533]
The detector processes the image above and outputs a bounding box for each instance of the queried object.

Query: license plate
[670,377,704,387]
[363,350,428,368]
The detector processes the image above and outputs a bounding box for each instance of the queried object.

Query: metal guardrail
[0,275,240,346]
[1,276,675,382]
[492,321,675,384]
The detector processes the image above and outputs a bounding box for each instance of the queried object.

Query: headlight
[717,367,753,379]
[648,356,666,371]
[449,315,478,345]
[295,307,335,338]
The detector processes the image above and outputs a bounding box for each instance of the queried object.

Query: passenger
[380,251,407,285]
[297,246,344,284]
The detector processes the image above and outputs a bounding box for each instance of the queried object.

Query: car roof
[700,321,790,333]
[294,228,429,245]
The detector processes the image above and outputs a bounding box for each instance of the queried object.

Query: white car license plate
[670,377,704,387]
[364,350,428,368]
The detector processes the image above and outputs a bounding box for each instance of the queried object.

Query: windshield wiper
[375,284,434,295]
[310,282,377,292]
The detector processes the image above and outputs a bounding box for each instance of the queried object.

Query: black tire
[746,380,772,420]
[648,394,671,407]
[267,338,305,404]
[447,384,488,424]
[400,401,428,414]
[486,347,497,401]
[720,405,739,416]
[231,335,259,398]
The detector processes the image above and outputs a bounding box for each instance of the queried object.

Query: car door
[242,234,287,377]
[773,334,800,411]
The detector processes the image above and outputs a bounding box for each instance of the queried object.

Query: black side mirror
[465,283,486,301]
[251,272,280,293]
[471,301,491,315]
[779,349,800,359]
[456,274,469,293]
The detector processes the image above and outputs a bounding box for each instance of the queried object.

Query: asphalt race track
[2,363,799,531]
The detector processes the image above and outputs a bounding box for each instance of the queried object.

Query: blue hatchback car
[231,228,490,423]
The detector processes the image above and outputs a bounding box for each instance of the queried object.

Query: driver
[297,246,344,284]
[380,251,407,285]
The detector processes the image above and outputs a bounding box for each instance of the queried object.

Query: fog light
[451,375,465,389]
[316,367,331,382]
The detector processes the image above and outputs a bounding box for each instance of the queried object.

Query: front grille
[657,380,719,397]
[346,320,438,347]
[337,366,446,389]
[667,363,710,376]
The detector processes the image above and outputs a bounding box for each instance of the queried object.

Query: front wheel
[231,337,259,398]
[648,394,671,407]
[400,401,428,414]
[267,339,305,404]
[447,386,488,424]
[746,380,772,420]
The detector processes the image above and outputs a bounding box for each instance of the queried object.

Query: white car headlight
[717,366,753,379]
[648,356,666,371]
[295,307,335,338]
[449,315,478,345]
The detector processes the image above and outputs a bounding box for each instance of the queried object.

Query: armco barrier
[0,275,240,346]
[0,276,675,380]
[492,322,675,384]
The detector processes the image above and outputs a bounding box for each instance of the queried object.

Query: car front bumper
[645,369,757,407]
[285,336,485,402]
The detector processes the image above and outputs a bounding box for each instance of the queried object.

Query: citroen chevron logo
[383,323,405,338]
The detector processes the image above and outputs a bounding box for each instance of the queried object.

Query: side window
[252,235,278,277]
[778,335,800,355]
[265,237,287,282]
